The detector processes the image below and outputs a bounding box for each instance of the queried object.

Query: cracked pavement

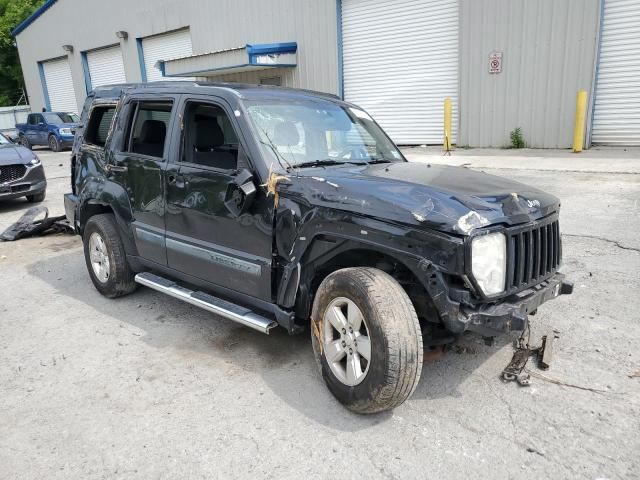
[0,148,639,479]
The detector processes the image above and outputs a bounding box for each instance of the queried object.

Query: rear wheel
[83,214,136,298]
[48,135,60,152]
[20,136,31,149]
[311,267,423,414]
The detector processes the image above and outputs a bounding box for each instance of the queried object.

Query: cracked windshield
[244,100,404,170]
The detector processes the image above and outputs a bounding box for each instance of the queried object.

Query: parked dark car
[0,132,46,203]
[16,111,80,152]
[64,82,572,413]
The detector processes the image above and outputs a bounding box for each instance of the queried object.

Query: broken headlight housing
[471,232,506,296]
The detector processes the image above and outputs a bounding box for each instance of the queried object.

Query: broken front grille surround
[465,214,562,300]
[0,164,27,183]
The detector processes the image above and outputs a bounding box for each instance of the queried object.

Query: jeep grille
[506,216,561,292]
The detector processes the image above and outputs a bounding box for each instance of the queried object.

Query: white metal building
[11,0,640,148]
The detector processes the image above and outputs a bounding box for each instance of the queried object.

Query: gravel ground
[0,148,639,479]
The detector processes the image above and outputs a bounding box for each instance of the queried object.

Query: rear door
[164,95,274,301]
[109,95,178,265]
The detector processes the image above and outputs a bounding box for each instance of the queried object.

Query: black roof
[91,81,344,104]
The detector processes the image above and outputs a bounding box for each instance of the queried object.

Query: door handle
[106,164,127,173]
[168,175,188,189]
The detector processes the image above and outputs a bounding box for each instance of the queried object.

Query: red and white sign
[489,51,503,74]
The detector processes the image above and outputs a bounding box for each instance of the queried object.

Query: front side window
[84,106,116,147]
[180,101,239,170]
[125,101,173,158]
[244,100,404,170]
[0,133,11,144]
[43,112,79,124]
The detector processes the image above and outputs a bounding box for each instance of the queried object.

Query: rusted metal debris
[502,331,559,386]
[0,206,73,241]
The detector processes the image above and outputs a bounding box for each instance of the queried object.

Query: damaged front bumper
[459,273,573,336]
[423,268,573,337]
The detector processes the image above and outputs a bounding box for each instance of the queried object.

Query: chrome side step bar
[135,272,278,334]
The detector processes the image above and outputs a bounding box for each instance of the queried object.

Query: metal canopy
[160,42,297,78]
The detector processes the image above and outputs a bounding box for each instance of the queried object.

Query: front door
[109,96,177,265]
[164,97,273,301]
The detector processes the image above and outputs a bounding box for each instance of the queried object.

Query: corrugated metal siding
[14,0,338,112]
[42,57,78,112]
[459,0,600,148]
[591,0,640,145]
[342,0,459,145]
[142,29,193,82]
[87,45,126,87]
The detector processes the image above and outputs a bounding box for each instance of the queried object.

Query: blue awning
[160,42,297,77]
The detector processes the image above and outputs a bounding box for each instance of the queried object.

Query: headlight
[59,128,72,135]
[471,232,507,296]
[29,156,41,166]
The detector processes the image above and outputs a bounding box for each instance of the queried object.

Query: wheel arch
[284,234,439,327]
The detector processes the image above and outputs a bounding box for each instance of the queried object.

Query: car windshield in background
[0,133,10,144]
[243,100,404,170]
[44,112,80,124]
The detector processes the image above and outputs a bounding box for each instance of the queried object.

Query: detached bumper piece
[0,206,73,241]
[462,273,573,337]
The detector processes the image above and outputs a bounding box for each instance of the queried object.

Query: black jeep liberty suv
[65,82,572,413]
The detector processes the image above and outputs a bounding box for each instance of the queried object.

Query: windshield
[0,133,10,144]
[243,100,404,169]
[44,112,80,124]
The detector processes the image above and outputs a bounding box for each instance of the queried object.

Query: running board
[135,272,278,334]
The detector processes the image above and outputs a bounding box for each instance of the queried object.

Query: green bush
[509,127,526,149]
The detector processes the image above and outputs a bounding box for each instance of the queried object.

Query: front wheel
[83,214,137,298]
[311,267,423,414]
[20,136,31,150]
[48,135,60,152]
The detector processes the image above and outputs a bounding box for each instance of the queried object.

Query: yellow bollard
[443,97,452,152]
[572,90,588,153]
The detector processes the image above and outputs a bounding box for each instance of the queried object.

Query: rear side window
[84,106,116,147]
[124,101,173,158]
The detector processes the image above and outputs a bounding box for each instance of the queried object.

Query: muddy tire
[311,267,423,414]
[83,214,136,298]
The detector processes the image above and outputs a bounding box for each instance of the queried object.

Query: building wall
[458,0,600,148]
[15,0,339,112]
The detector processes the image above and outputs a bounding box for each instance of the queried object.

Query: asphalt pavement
[0,147,638,479]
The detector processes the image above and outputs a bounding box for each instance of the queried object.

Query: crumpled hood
[279,162,560,235]
[0,145,36,165]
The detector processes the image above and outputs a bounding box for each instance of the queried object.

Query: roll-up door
[142,29,193,82]
[342,0,459,144]
[591,0,640,145]
[86,45,126,88]
[42,57,77,112]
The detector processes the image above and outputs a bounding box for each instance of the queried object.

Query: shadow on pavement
[27,248,511,429]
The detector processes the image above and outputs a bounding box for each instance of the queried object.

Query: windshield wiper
[291,158,367,170]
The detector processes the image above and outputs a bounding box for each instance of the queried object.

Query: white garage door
[42,57,77,112]
[142,29,193,82]
[342,0,459,145]
[87,45,126,88]
[592,0,640,145]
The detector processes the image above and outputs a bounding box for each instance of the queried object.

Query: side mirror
[224,169,257,217]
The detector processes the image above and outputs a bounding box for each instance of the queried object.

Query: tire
[48,135,60,152]
[20,136,31,150]
[26,191,46,203]
[83,214,137,298]
[311,267,423,414]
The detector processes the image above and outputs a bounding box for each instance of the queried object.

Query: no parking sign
[489,51,503,74]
